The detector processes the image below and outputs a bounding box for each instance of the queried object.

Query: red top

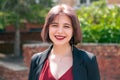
[39,59,73,80]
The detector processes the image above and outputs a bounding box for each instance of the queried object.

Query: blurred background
[0,0,120,80]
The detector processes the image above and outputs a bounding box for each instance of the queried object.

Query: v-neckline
[48,63,72,80]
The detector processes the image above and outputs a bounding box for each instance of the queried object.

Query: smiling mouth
[55,35,65,40]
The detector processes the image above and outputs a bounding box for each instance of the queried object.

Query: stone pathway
[0,54,28,71]
[0,53,28,80]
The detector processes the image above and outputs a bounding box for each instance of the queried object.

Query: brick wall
[0,22,42,54]
[0,66,28,80]
[5,22,42,32]
[23,43,120,80]
[0,32,42,53]
[77,44,120,80]
[108,0,120,4]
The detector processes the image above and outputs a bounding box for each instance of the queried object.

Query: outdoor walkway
[0,53,28,71]
[0,53,28,80]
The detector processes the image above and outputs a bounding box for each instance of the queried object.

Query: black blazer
[28,45,100,80]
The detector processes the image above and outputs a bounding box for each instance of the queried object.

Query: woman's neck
[51,44,72,57]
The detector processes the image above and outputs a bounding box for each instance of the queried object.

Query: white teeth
[56,36,64,38]
[55,35,65,39]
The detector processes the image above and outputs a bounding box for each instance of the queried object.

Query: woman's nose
[57,27,63,33]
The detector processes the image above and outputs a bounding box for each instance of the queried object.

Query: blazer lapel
[35,45,87,80]
[36,45,53,80]
[72,46,87,80]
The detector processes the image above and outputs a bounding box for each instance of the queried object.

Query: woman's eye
[51,24,57,27]
[64,26,70,28]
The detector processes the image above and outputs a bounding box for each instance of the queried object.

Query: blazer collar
[36,45,53,80]
[39,45,83,80]
[39,44,53,65]
[72,46,83,65]
[39,45,83,66]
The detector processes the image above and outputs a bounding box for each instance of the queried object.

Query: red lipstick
[55,35,65,40]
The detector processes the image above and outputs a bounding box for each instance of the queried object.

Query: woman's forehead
[51,13,71,24]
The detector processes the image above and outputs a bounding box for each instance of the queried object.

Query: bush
[76,1,120,43]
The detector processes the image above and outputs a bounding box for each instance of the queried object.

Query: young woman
[28,4,100,80]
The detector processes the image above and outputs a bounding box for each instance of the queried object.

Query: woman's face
[49,13,73,46]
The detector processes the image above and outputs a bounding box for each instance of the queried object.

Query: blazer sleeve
[86,56,100,80]
[28,54,39,80]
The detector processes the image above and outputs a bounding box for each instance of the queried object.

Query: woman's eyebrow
[64,23,71,26]
[51,22,58,24]
[51,22,71,26]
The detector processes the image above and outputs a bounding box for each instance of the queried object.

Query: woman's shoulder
[31,52,42,60]
[73,46,96,61]
[30,52,43,65]
[31,46,51,62]
[31,49,47,60]
[73,46,98,67]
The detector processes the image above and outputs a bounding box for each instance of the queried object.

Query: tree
[0,0,53,56]
[0,0,31,56]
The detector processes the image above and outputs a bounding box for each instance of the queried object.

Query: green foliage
[76,1,120,43]
[27,4,50,24]
[0,0,53,29]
